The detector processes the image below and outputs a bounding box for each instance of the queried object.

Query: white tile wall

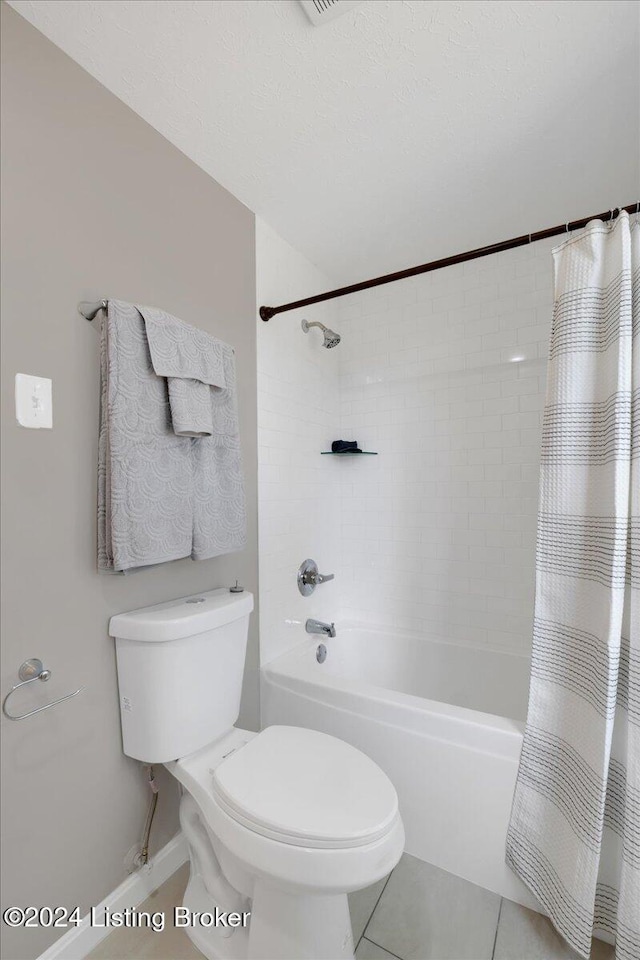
[256,219,343,665]
[257,228,555,663]
[336,239,555,654]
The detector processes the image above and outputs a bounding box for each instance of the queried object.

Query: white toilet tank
[109,589,254,763]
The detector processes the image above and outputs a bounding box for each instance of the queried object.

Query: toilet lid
[210,726,398,849]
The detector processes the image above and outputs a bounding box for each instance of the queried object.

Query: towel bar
[78,299,108,321]
[2,659,83,721]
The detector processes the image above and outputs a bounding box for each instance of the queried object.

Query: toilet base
[180,867,354,960]
[247,880,354,960]
[181,870,250,960]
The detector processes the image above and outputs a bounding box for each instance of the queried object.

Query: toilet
[109,589,404,960]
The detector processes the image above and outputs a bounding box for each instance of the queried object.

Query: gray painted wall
[0,5,258,957]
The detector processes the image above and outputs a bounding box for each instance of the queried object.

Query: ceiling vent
[298,1,363,26]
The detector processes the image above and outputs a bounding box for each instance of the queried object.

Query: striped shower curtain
[506,211,639,960]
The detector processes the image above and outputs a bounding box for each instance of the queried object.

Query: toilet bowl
[168,725,404,960]
[110,590,405,960]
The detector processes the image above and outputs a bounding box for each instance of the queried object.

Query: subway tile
[482,396,519,416]
[502,411,541,431]
[501,377,540,397]
[260,238,548,662]
[519,393,546,412]
[517,321,553,345]
[470,380,502,400]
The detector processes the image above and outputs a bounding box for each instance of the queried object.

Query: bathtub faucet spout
[305,618,336,639]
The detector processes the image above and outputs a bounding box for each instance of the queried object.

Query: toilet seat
[210,725,398,849]
[169,724,405,901]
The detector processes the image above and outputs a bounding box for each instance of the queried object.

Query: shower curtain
[506,211,639,960]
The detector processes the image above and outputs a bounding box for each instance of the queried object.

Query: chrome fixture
[316,643,327,664]
[301,318,341,349]
[306,618,336,639]
[297,558,335,596]
[2,659,83,722]
[78,299,108,321]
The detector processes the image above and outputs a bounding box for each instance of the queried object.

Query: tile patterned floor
[88,854,615,960]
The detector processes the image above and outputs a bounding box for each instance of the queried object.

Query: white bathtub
[261,624,540,910]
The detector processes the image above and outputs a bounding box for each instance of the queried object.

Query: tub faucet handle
[313,571,334,584]
[298,559,335,596]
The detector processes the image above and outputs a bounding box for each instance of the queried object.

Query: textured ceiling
[8,0,640,283]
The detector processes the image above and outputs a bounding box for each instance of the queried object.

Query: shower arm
[301,319,328,334]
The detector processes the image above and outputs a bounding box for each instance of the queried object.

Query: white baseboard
[37,832,188,960]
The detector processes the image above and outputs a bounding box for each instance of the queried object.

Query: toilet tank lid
[109,589,254,642]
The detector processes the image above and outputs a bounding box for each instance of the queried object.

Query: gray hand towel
[137,305,227,438]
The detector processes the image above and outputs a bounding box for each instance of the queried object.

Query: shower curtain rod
[259,201,639,321]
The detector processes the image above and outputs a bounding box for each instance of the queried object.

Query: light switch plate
[15,374,53,429]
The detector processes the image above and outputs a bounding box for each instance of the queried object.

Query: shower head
[301,319,341,349]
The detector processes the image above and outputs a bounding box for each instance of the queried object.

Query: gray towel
[191,338,246,561]
[98,300,246,572]
[138,305,227,437]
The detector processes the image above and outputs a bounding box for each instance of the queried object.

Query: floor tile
[349,876,389,943]
[494,899,615,960]
[356,937,402,960]
[590,938,616,960]
[366,853,501,960]
[89,865,391,959]
[87,864,204,960]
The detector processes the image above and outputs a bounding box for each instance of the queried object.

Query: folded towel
[98,300,246,572]
[331,439,361,453]
[137,305,227,438]
[162,376,213,437]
